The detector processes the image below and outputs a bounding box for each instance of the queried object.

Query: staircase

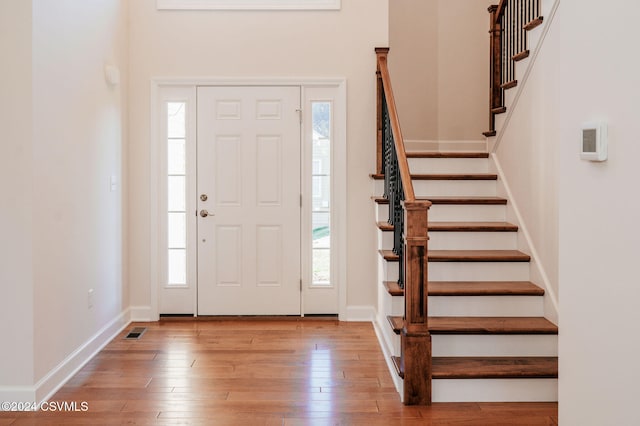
[372,151,558,402]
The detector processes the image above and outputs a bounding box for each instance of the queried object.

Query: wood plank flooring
[0,319,557,425]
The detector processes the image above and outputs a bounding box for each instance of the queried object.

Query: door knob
[200,209,213,218]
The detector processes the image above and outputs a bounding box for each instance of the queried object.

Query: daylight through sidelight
[167,102,187,286]
[311,102,331,286]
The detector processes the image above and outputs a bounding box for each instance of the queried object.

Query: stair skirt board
[432,378,558,402]
[372,315,404,397]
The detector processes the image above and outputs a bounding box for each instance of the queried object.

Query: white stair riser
[377,229,393,250]
[376,203,389,222]
[408,157,489,174]
[432,378,557,402]
[374,179,497,197]
[429,262,530,282]
[432,334,558,357]
[429,295,544,317]
[429,204,506,222]
[413,180,497,198]
[378,281,404,317]
[429,231,517,250]
[380,258,399,282]
[377,202,508,223]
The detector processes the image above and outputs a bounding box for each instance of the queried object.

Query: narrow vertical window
[311,102,331,286]
[167,102,187,286]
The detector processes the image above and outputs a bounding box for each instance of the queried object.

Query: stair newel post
[401,200,432,405]
[486,4,502,136]
[376,48,389,175]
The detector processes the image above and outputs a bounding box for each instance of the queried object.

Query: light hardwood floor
[0,319,558,425]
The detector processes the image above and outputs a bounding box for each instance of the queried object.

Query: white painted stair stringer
[491,153,559,324]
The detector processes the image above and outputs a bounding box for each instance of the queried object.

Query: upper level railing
[376,47,432,405]
[485,0,542,136]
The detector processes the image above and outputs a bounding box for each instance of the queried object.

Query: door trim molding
[150,77,348,320]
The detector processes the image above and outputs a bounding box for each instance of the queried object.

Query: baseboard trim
[32,308,132,403]
[130,305,154,322]
[344,305,375,322]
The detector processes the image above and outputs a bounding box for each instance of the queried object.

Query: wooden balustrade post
[375,48,389,175]
[401,200,432,405]
[484,5,501,137]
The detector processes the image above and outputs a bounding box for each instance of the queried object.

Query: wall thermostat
[581,122,607,161]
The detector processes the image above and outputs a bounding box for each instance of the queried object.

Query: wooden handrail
[375,48,415,202]
[375,47,432,406]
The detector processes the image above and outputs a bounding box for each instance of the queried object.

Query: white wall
[0,0,35,393]
[128,0,388,316]
[389,0,488,142]
[558,1,640,424]
[493,1,560,323]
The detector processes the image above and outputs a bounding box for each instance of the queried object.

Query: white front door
[196,86,301,315]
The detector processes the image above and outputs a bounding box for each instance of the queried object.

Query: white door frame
[149,77,348,320]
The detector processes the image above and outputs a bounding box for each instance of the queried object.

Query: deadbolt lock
[200,194,208,201]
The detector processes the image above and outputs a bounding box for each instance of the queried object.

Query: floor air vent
[125,327,147,339]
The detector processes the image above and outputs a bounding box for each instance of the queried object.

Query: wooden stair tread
[387,315,403,335]
[524,16,544,31]
[379,249,399,261]
[380,249,530,263]
[429,250,530,262]
[377,221,518,232]
[383,281,545,297]
[383,281,404,296]
[391,356,404,379]
[405,152,489,159]
[373,196,508,205]
[370,173,497,181]
[428,317,558,335]
[429,281,544,296]
[387,316,557,335]
[432,356,558,379]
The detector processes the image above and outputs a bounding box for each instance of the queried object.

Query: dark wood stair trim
[371,173,498,181]
[483,130,497,137]
[513,50,530,62]
[391,355,404,379]
[501,80,518,90]
[428,317,558,335]
[383,281,404,296]
[379,249,399,262]
[429,281,544,296]
[373,196,508,205]
[380,249,530,263]
[491,106,507,115]
[377,221,518,233]
[432,356,558,379]
[406,152,489,159]
[384,281,545,297]
[429,250,531,262]
[524,16,544,31]
[387,315,403,335]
